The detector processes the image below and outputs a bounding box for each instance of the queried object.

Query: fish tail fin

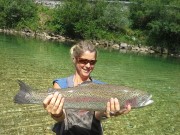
[14,80,34,104]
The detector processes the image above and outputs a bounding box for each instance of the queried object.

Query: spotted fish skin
[14,80,153,111]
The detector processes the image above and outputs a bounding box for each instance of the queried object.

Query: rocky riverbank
[0,28,179,57]
[35,0,61,8]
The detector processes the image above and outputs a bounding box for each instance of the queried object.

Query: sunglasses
[77,58,97,65]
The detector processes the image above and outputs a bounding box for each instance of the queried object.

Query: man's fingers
[118,104,131,115]
[56,97,65,114]
[43,94,53,108]
[110,98,115,112]
[106,101,110,118]
[106,99,131,118]
[123,104,131,114]
[50,92,59,106]
[52,94,62,113]
[114,98,120,111]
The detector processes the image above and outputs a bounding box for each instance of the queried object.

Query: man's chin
[82,71,91,77]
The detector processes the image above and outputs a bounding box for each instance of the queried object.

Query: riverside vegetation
[0,0,179,56]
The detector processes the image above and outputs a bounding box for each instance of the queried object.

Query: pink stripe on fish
[65,97,108,102]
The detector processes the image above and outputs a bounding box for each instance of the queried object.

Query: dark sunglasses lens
[79,59,88,64]
[90,60,97,65]
[78,59,97,65]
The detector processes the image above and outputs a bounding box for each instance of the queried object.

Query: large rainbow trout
[14,80,153,111]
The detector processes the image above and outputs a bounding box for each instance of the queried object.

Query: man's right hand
[43,92,65,121]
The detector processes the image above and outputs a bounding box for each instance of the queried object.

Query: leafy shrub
[98,1,130,33]
[0,0,38,29]
[51,0,130,39]
[130,0,180,54]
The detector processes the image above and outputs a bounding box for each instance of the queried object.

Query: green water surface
[0,33,179,135]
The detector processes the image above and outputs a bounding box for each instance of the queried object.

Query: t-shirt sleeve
[92,79,106,84]
[53,78,68,89]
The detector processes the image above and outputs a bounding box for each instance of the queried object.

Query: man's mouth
[82,68,91,73]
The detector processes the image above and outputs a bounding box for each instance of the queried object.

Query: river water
[0,33,179,135]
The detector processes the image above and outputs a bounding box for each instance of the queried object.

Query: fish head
[124,93,154,108]
[138,94,154,107]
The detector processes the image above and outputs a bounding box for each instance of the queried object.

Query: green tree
[50,0,130,40]
[99,1,130,32]
[0,0,6,27]
[50,0,107,39]
[130,0,180,54]
[0,0,38,29]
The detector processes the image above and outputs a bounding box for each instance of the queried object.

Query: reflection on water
[0,33,179,135]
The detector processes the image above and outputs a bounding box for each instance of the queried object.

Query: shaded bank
[1,28,179,58]
[35,0,61,8]
[0,0,179,56]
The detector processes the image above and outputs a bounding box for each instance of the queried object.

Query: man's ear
[72,57,76,63]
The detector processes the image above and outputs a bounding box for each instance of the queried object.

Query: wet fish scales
[14,80,153,111]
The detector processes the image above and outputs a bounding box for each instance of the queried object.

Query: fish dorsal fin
[47,88,59,94]
[79,81,94,86]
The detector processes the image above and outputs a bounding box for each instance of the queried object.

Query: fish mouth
[140,94,154,107]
